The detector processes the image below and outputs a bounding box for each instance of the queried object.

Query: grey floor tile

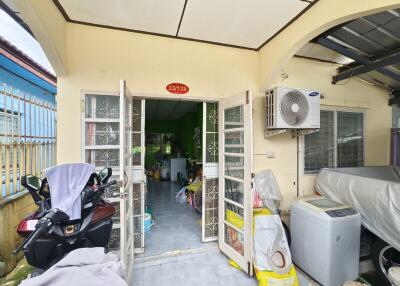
[143,265,161,280]
[196,265,219,281]
[219,275,242,286]
[143,179,203,258]
[191,255,209,267]
[174,240,190,250]
[143,246,160,257]
[158,243,176,253]
[132,268,144,282]
[136,179,236,286]
[188,240,206,249]
[160,262,178,276]
[213,262,241,277]
[207,252,228,265]
[158,274,183,286]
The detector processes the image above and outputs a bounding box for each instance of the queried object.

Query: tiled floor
[132,179,257,286]
[132,246,258,286]
[131,178,314,286]
[139,179,203,257]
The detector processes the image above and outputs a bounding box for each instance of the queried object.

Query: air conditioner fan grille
[280,90,309,126]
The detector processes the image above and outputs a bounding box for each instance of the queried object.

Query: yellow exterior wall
[57,23,258,163]
[57,21,391,209]
[254,57,391,210]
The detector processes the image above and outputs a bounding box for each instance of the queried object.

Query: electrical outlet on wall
[266,151,276,158]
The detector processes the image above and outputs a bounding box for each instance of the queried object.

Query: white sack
[315,166,400,251]
[175,186,187,203]
[253,170,282,213]
[253,214,292,274]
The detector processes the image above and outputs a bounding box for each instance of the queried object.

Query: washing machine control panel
[325,207,357,217]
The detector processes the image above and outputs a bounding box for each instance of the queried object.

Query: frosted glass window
[304,110,364,173]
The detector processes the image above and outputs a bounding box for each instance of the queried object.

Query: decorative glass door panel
[218,91,253,275]
[119,80,134,282]
[202,102,219,242]
[84,83,145,283]
[131,98,145,253]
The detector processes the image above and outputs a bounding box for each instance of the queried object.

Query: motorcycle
[14,167,118,276]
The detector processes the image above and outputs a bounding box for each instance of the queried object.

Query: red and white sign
[166,83,189,94]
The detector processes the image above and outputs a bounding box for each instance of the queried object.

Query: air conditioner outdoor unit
[265,87,320,129]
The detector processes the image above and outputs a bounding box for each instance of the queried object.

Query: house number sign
[166,83,189,94]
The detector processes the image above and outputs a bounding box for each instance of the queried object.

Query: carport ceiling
[296,9,400,90]
[145,99,199,120]
[54,0,314,50]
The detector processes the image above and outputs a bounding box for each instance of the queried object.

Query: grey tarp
[20,247,127,286]
[315,166,400,251]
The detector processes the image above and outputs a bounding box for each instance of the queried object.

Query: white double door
[119,81,145,283]
[119,81,253,276]
[218,91,253,275]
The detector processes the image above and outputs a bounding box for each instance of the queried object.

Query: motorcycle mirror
[21,175,43,205]
[23,175,42,191]
[99,167,112,184]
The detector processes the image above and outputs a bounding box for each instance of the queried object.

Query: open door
[131,96,145,254]
[119,80,146,282]
[218,91,253,275]
[202,102,219,242]
[119,80,134,282]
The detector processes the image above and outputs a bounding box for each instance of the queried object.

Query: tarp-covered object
[20,247,127,286]
[315,166,400,251]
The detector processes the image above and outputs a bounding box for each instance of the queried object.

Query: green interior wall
[146,120,179,133]
[145,102,203,168]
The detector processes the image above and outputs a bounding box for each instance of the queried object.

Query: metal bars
[0,82,56,199]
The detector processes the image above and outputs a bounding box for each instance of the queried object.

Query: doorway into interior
[142,99,210,257]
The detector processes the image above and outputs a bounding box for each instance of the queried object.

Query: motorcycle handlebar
[13,222,48,255]
[13,209,67,255]
[22,226,47,252]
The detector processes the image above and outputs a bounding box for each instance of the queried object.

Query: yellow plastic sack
[229,259,241,270]
[255,265,299,286]
[154,170,160,180]
[186,182,202,193]
[226,209,244,230]
[253,208,298,286]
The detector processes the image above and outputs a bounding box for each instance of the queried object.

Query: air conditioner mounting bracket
[291,129,319,138]
[264,129,287,138]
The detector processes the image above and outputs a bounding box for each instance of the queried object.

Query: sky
[0,9,55,75]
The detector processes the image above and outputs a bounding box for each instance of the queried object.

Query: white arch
[11,0,68,76]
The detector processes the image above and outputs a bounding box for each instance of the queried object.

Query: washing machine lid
[300,196,348,212]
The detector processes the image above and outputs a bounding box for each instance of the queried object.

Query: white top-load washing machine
[290,196,361,286]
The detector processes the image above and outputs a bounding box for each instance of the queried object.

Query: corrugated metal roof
[296,9,400,90]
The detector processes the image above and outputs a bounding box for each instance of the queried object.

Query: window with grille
[84,94,120,167]
[84,94,121,251]
[0,111,20,143]
[304,109,364,173]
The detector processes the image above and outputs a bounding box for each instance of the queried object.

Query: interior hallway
[140,178,203,257]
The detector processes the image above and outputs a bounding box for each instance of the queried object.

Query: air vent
[280,90,309,126]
